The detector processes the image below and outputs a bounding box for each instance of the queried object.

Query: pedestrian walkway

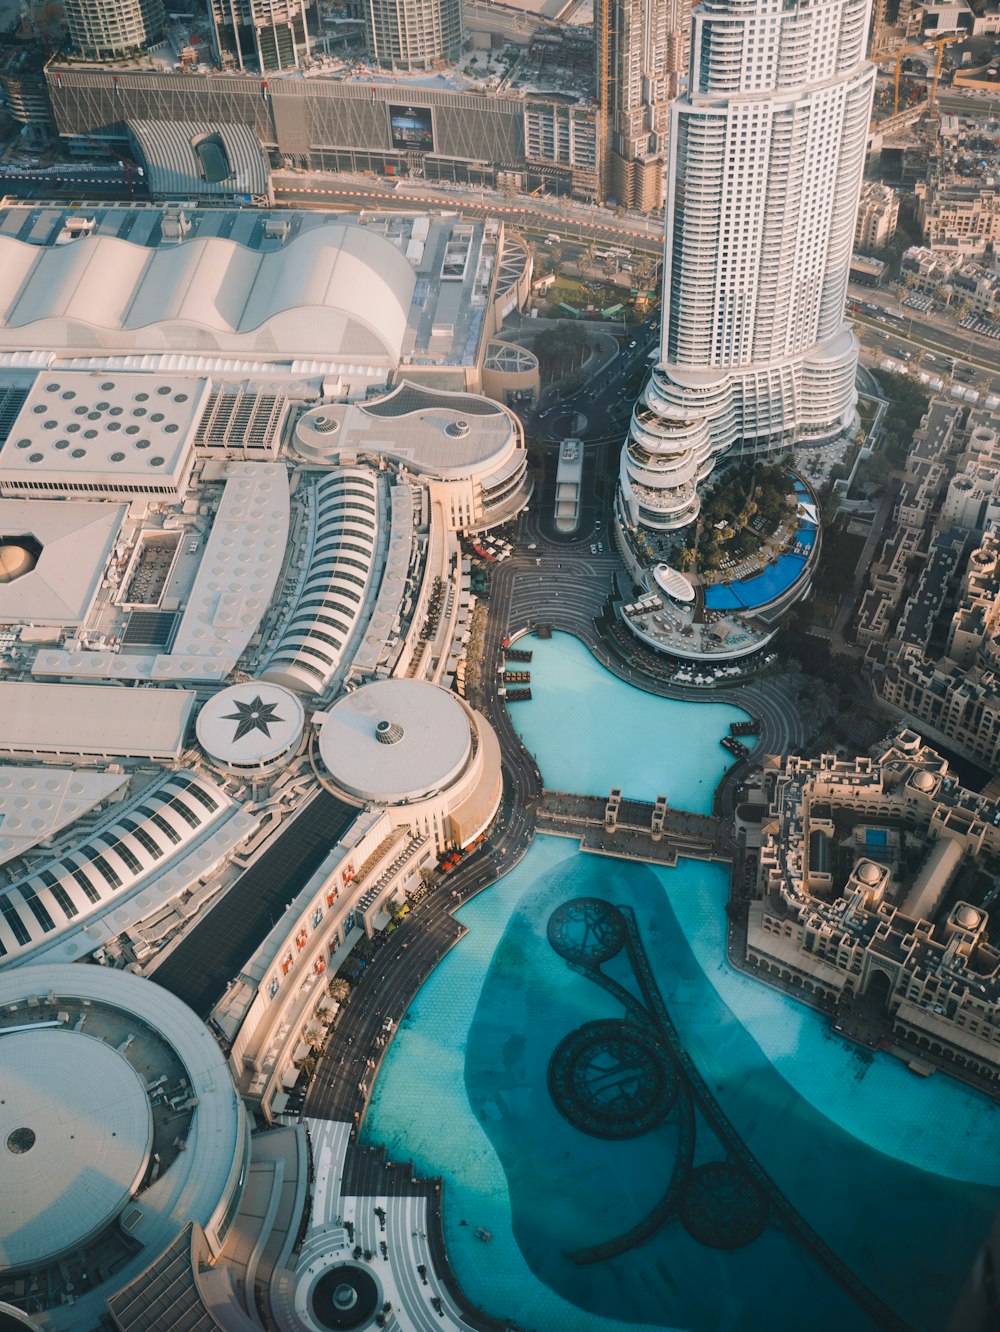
[270,1119,512,1332]
[535,790,730,865]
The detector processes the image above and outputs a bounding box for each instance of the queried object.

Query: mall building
[0,201,522,968]
[0,198,522,1328]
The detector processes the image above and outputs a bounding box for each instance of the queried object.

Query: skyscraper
[618,0,875,536]
[365,0,463,71]
[596,0,689,210]
[208,0,314,71]
[64,0,164,59]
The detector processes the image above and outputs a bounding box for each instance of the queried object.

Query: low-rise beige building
[855,181,900,251]
[917,180,1000,257]
[745,731,1000,1081]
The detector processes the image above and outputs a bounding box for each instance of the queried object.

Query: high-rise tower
[618,0,875,535]
[64,0,164,59]
[365,0,463,71]
[208,0,314,71]
[596,0,689,211]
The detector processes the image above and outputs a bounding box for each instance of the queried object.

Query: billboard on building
[388,104,434,153]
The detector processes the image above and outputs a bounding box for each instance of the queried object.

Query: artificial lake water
[364,633,1000,1331]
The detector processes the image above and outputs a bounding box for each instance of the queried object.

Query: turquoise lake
[364,634,999,1330]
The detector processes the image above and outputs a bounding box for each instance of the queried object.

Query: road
[271,172,665,249]
[852,288,1000,379]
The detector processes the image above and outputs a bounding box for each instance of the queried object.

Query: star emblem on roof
[223,695,282,742]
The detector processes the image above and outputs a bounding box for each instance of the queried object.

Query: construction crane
[872,35,960,117]
[928,34,960,105]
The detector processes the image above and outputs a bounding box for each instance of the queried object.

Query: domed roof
[197,681,304,768]
[955,904,981,929]
[0,1028,152,1269]
[0,544,36,584]
[911,770,935,792]
[318,679,472,805]
[857,860,881,885]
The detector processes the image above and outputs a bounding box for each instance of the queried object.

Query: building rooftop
[0,767,128,868]
[0,681,195,758]
[0,1027,153,1270]
[0,498,125,624]
[1,373,205,493]
[0,964,246,1329]
[126,119,271,200]
[318,678,472,805]
[196,681,304,767]
[296,383,515,475]
[0,215,415,366]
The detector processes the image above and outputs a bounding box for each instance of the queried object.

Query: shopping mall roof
[296,383,516,475]
[0,498,125,624]
[0,767,128,868]
[318,678,472,805]
[196,682,305,768]
[0,963,246,1326]
[0,222,415,363]
[0,681,196,758]
[126,119,271,200]
[0,1027,153,1270]
[30,462,289,683]
[1,373,205,494]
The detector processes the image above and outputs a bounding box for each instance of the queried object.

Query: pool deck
[534,789,733,866]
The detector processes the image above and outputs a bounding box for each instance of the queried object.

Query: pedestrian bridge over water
[534,789,732,867]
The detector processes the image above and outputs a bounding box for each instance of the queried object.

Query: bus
[601,303,624,320]
[558,302,580,318]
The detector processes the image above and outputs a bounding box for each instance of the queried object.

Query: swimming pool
[703,549,811,611]
[703,475,818,612]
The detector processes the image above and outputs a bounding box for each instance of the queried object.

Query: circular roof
[0,1028,153,1270]
[0,545,35,585]
[857,860,882,886]
[956,904,981,929]
[912,770,936,792]
[197,682,305,766]
[310,1264,380,1330]
[318,679,472,804]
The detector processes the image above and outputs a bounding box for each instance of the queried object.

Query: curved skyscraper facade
[618,0,875,534]
[65,0,164,59]
[365,0,463,70]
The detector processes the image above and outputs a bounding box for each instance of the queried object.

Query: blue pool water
[703,553,809,611]
[703,475,818,611]
[363,637,1000,1330]
[506,631,746,809]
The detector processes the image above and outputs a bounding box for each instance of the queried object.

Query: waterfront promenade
[300,498,810,1329]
